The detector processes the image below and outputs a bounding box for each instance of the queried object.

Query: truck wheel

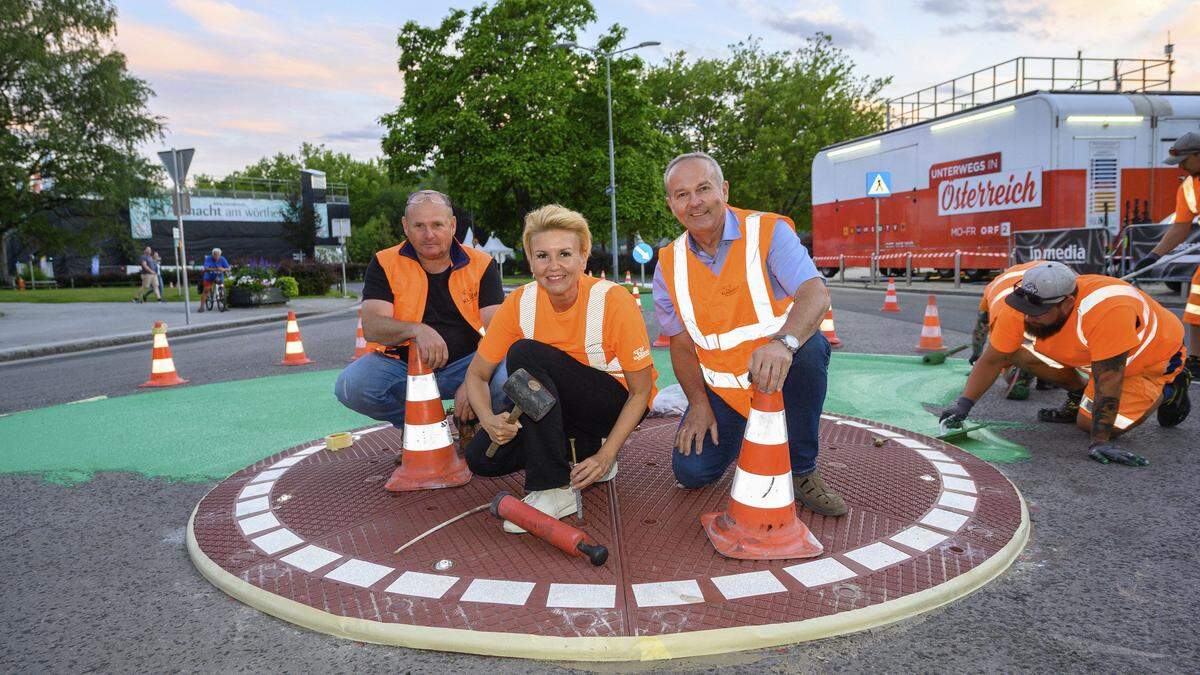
[935,268,956,279]
[966,269,990,282]
[820,267,838,278]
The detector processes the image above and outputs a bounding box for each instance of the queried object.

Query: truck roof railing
[885,56,1174,130]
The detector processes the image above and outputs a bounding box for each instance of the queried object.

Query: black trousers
[464,339,630,491]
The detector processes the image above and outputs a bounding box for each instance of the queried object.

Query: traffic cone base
[916,294,946,352]
[700,389,824,560]
[384,355,473,491]
[140,322,188,388]
[280,312,315,365]
[881,277,901,312]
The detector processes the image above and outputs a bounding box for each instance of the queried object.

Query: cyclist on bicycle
[199,247,231,312]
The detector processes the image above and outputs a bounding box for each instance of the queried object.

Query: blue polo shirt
[651,208,820,337]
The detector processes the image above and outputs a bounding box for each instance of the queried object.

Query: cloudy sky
[114,0,1200,179]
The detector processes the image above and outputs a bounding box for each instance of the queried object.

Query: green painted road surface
[0,352,1028,485]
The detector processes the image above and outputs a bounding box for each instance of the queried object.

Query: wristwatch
[771,332,800,354]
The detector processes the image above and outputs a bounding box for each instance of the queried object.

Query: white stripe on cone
[921,325,941,338]
[729,467,795,509]
[1186,302,1200,316]
[286,321,299,333]
[820,318,834,331]
[153,334,169,349]
[407,373,441,402]
[743,408,788,446]
[285,341,304,354]
[151,358,176,374]
[403,419,453,451]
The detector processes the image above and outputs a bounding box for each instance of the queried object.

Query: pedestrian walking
[134,246,162,303]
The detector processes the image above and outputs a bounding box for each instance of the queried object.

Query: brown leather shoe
[793,469,847,516]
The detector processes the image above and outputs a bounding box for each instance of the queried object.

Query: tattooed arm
[969,311,989,364]
[1088,352,1128,443]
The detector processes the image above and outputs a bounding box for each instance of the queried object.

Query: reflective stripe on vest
[987,268,1027,314]
[517,280,623,376]
[1184,177,1197,215]
[671,212,792,356]
[1075,284,1157,366]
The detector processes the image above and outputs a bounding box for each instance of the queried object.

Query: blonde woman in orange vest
[1133,131,1200,381]
[463,205,658,531]
[334,190,507,433]
[652,152,845,516]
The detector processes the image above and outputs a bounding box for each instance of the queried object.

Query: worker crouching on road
[334,190,507,435]
[652,152,845,516]
[941,262,1191,466]
[462,205,658,531]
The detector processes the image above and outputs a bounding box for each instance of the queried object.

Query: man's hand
[676,402,718,456]
[453,383,475,423]
[571,445,616,490]
[748,340,793,394]
[1087,442,1149,467]
[1133,252,1162,272]
[411,323,449,369]
[939,396,975,429]
[481,411,521,446]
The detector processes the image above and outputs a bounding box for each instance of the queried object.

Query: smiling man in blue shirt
[652,151,844,517]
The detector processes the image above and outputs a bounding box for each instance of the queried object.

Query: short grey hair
[663,152,724,193]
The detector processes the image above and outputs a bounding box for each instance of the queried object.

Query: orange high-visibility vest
[659,206,795,417]
[1181,176,1198,220]
[366,241,492,356]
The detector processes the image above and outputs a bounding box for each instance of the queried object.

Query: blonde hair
[522,204,592,258]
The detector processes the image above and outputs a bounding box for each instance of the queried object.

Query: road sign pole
[174,150,192,325]
[873,198,880,284]
[640,262,645,287]
[339,236,348,298]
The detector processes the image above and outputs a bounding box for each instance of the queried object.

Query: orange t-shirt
[1173,175,1199,223]
[978,261,1042,314]
[478,276,659,403]
[989,275,1183,374]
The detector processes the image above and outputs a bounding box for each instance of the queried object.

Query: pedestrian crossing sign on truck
[866,171,892,198]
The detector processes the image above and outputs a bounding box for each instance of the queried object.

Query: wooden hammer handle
[485,405,523,458]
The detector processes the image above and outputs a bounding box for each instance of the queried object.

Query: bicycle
[204,274,228,312]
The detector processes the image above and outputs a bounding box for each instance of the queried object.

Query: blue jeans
[334,351,507,428]
[673,333,831,487]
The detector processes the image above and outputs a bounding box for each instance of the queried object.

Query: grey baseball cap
[1165,131,1200,166]
[1005,261,1078,316]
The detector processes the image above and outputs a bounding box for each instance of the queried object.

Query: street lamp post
[554,39,660,279]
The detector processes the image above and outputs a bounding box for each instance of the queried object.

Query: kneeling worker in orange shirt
[941,262,1191,466]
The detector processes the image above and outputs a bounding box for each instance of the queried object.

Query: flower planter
[228,286,287,307]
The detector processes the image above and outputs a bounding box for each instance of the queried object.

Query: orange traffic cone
[385,350,472,491]
[624,271,632,285]
[916,294,946,352]
[881,277,901,312]
[280,311,315,365]
[600,270,607,281]
[630,283,643,310]
[820,306,842,348]
[140,321,188,387]
[701,387,823,560]
[652,330,670,347]
[350,310,369,361]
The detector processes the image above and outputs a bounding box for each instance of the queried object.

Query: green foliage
[381,0,677,252]
[347,215,399,263]
[228,263,276,292]
[0,0,164,257]
[275,275,299,298]
[644,36,889,230]
[277,261,335,296]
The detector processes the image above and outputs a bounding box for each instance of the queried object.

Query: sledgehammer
[486,368,557,458]
[490,491,609,566]
[922,344,968,365]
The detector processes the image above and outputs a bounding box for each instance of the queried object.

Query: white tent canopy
[481,232,515,262]
[461,226,477,248]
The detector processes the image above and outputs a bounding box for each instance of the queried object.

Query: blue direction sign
[866,171,892,198]
[632,242,653,265]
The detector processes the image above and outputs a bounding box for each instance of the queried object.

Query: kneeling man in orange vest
[652,152,845,516]
[334,190,507,433]
[941,262,1191,466]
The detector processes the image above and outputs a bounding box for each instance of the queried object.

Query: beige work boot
[503,487,577,534]
[793,469,847,517]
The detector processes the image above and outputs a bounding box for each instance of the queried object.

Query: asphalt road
[2,288,1198,672]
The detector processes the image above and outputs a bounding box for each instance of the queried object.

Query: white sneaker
[503,487,577,534]
[597,460,618,483]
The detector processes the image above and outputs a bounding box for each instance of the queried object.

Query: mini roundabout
[187,404,1028,662]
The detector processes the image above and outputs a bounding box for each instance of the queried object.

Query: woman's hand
[481,411,521,445]
[571,445,616,490]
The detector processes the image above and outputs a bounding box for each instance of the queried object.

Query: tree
[0,0,163,275]
[381,0,677,251]
[278,191,319,258]
[645,36,889,230]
